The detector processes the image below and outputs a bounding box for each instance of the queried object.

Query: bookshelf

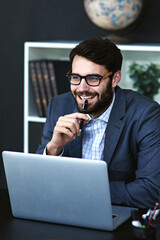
[24,42,160,153]
[24,42,78,153]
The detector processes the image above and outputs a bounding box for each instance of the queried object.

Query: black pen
[80,100,88,129]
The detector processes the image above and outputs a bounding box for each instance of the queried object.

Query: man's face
[71,55,117,118]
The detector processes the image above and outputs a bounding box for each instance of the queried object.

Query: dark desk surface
[0,189,157,240]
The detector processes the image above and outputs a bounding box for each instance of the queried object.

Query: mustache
[75,91,97,97]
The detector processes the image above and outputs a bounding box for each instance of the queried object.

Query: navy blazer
[37,86,160,208]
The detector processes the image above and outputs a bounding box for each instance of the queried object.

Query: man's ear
[112,70,121,88]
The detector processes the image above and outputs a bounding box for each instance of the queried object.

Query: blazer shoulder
[51,91,74,102]
[47,91,77,119]
[113,87,160,121]
[121,88,160,108]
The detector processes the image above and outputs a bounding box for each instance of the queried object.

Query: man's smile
[79,96,94,100]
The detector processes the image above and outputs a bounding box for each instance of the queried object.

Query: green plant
[128,62,160,99]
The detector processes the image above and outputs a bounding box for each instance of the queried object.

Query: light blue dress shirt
[82,94,115,160]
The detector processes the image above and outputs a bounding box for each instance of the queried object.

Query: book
[34,61,48,117]
[29,62,43,117]
[41,61,52,104]
[47,61,58,96]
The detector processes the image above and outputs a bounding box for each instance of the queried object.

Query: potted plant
[128,62,160,99]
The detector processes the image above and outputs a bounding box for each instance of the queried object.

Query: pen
[80,100,88,129]
[142,208,151,227]
[147,202,159,228]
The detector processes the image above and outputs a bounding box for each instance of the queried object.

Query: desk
[0,189,152,240]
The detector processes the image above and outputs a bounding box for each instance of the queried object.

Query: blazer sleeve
[36,92,77,154]
[36,99,55,154]
[109,102,160,209]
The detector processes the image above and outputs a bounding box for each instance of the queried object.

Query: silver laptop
[2,151,133,231]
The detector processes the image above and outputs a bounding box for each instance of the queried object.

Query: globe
[84,0,144,31]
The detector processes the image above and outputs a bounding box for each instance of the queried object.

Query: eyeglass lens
[68,74,101,86]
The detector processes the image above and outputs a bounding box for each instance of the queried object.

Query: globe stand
[104,34,132,44]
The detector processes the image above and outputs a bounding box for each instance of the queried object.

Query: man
[37,38,160,209]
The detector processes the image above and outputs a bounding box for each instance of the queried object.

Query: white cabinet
[24,42,160,153]
[24,42,78,153]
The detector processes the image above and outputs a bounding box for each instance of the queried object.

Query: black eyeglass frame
[66,71,113,86]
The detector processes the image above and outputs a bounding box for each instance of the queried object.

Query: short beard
[73,80,113,117]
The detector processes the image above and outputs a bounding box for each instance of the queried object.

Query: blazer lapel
[104,87,126,166]
[67,104,82,158]
[68,135,82,158]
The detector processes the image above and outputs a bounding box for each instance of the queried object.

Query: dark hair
[69,38,123,76]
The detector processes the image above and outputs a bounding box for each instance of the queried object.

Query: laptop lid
[2,151,132,231]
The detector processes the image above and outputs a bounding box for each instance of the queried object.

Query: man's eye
[88,76,99,81]
[72,75,79,80]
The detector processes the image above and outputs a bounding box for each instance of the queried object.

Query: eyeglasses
[66,71,113,86]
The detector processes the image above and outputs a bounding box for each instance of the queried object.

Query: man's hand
[46,112,89,156]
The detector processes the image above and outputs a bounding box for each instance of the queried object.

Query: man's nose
[78,78,90,91]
